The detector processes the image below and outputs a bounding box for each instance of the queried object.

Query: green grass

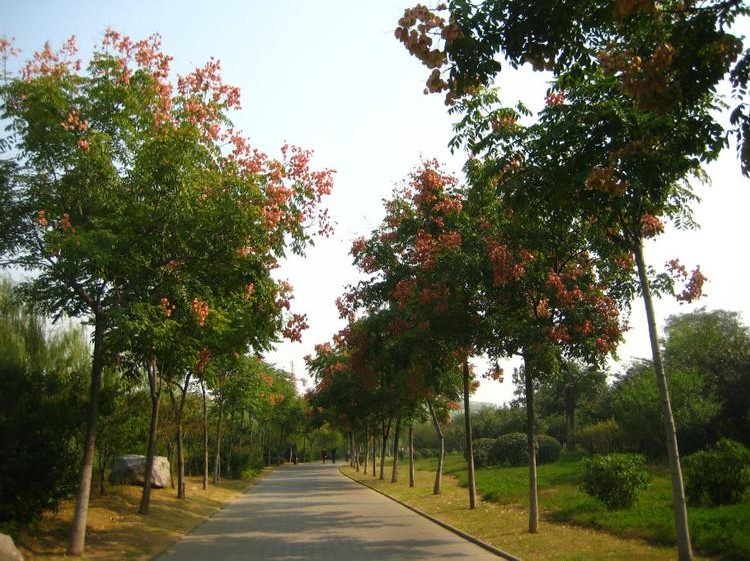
[415,452,750,560]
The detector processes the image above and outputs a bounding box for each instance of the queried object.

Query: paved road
[157,462,502,561]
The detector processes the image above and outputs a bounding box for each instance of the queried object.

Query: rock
[0,534,24,561]
[109,454,171,488]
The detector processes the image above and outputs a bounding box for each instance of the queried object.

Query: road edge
[339,467,523,561]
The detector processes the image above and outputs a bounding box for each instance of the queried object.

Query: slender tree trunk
[408,424,415,488]
[201,379,209,490]
[379,418,391,480]
[565,385,576,452]
[523,353,539,533]
[348,430,354,468]
[427,398,445,495]
[174,373,191,499]
[634,239,693,561]
[391,417,402,483]
[140,358,162,515]
[372,430,377,476]
[364,427,370,475]
[213,396,225,483]
[267,428,272,466]
[68,312,107,556]
[351,431,359,471]
[462,358,477,509]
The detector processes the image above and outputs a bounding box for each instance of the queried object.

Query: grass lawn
[445,452,750,561]
[344,452,747,561]
[16,471,269,561]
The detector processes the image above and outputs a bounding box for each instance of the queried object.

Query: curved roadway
[157,461,502,561]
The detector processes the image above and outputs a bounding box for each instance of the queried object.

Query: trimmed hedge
[472,438,497,468]
[581,453,649,510]
[536,434,562,465]
[495,432,529,466]
[471,433,562,467]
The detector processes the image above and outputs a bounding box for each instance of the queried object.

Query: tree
[0,32,332,555]
[663,308,750,444]
[533,361,608,451]
[611,359,719,457]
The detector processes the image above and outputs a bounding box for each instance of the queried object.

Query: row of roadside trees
[309,2,750,560]
[1,275,312,532]
[0,31,332,555]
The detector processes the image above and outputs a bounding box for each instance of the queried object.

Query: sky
[3,1,749,404]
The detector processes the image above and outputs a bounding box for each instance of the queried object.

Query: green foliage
[664,309,750,446]
[581,453,650,510]
[494,432,529,467]
[471,405,527,439]
[0,280,88,532]
[611,361,719,457]
[575,419,625,455]
[684,439,750,506]
[536,434,562,464]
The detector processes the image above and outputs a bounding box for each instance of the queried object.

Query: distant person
[321,449,328,464]
[331,447,337,464]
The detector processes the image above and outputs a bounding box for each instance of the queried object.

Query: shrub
[473,438,497,468]
[684,438,750,506]
[581,453,649,510]
[537,434,562,464]
[575,419,625,455]
[495,432,529,466]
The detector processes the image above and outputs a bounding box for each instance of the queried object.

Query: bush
[576,419,625,455]
[684,438,750,506]
[581,453,649,510]
[473,438,497,468]
[537,434,562,464]
[495,433,529,466]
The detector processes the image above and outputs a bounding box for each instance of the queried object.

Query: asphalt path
[156,461,502,561]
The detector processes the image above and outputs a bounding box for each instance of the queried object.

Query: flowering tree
[0,31,332,555]
[348,161,484,506]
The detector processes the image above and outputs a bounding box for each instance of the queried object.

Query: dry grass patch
[343,465,712,561]
[17,473,269,561]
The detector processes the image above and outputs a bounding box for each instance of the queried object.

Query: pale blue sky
[3,2,749,403]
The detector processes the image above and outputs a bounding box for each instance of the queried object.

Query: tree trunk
[462,358,477,509]
[523,353,539,533]
[408,424,415,488]
[372,430,377,476]
[565,384,576,452]
[364,427,370,475]
[426,398,445,495]
[139,358,162,515]
[213,396,225,483]
[379,418,391,480]
[67,311,106,556]
[634,238,693,561]
[391,417,402,483]
[170,374,190,499]
[201,379,209,490]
